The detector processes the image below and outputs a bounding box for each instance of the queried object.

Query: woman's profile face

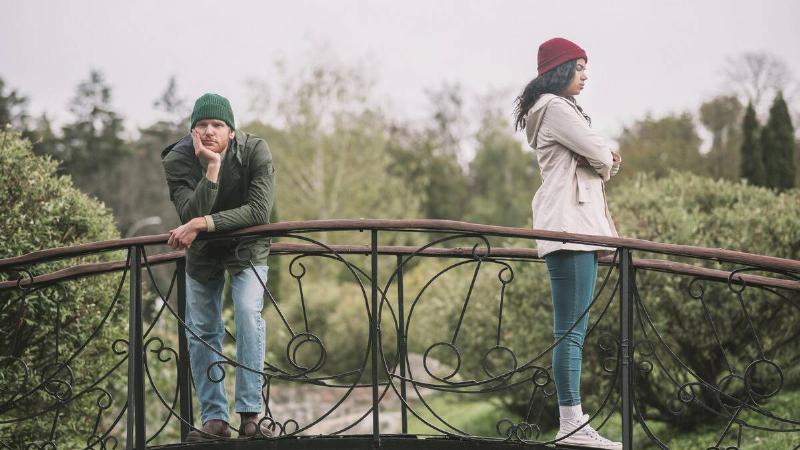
[562,58,588,97]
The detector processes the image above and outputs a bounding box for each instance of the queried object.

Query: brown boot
[238,413,273,438]
[185,419,231,442]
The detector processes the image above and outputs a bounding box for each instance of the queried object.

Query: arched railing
[1,220,798,449]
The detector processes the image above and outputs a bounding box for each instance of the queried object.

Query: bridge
[1,220,798,449]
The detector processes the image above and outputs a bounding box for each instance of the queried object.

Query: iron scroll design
[0,222,799,449]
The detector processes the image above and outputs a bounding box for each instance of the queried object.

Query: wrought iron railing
[1,219,798,449]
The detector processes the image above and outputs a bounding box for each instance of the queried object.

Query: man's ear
[230,130,236,140]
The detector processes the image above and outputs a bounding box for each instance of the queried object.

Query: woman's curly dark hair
[513,59,590,131]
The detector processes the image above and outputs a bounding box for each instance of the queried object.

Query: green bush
[0,131,127,448]
[609,172,800,430]
[412,172,800,436]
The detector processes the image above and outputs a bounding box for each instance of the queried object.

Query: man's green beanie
[190,93,236,130]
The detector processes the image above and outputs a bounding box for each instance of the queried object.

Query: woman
[513,37,622,450]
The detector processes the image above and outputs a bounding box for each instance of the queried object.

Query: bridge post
[126,246,146,450]
[396,255,408,434]
[176,259,193,441]
[370,230,381,446]
[619,248,634,450]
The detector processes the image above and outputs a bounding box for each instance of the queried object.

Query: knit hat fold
[537,37,587,76]
[191,93,235,130]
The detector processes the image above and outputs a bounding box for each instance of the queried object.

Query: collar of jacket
[231,132,247,166]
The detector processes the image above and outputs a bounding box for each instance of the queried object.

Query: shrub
[413,172,800,434]
[0,131,127,448]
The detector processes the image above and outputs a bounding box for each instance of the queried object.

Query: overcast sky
[2,0,799,141]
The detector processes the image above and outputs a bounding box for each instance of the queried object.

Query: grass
[403,389,800,448]
[406,392,512,437]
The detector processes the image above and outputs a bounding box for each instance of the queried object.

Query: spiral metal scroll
[0,254,132,450]
[2,230,799,449]
[373,236,623,445]
[130,234,406,441]
[630,263,800,449]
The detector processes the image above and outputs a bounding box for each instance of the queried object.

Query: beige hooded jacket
[525,93,620,257]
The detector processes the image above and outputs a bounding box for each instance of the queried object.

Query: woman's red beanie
[537,37,587,76]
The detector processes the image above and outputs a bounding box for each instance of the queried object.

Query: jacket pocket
[575,167,594,203]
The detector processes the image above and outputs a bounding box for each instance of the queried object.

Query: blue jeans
[185,266,268,424]
[544,251,597,407]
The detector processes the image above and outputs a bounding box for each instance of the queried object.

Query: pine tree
[761,92,796,190]
[740,102,765,186]
[0,77,30,129]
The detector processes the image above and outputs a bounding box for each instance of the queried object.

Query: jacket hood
[161,134,193,160]
[525,93,560,147]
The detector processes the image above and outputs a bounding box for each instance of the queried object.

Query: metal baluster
[396,255,408,434]
[127,246,146,449]
[619,248,634,449]
[370,230,381,446]
[176,259,193,441]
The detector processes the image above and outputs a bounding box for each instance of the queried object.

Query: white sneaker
[555,414,622,449]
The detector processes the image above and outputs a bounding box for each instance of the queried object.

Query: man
[161,93,275,441]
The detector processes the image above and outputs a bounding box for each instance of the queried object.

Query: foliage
[386,84,470,222]
[28,70,133,233]
[0,131,127,447]
[2,52,798,445]
[465,107,537,227]
[0,78,30,130]
[58,70,130,189]
[699,95,742,181]
[740,102,765,186]
[761,92,796,190]
[724,52,794,116]
[262,254,397,382]
[609,172,800,430]
[118,128,183,234]
[416,172,800,434]
[243,63,422,229]
[615,112,704,183]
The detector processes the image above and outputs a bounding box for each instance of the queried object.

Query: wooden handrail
[2,244,798,293]
[1,219,798,272]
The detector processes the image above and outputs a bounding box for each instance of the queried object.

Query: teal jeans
[544,251,597,406]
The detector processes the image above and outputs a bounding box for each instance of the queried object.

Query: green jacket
[161,132,275,281]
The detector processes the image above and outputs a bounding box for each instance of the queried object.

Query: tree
[724,52,794,116]
[0,131,126,447]
[615,112,704,182]
[153,75,188,122]
[0,77,30,130]
[699,95,742,180]
[428,172,800,436]
[60,70,128,173]
[243,61,422,226]
[116,75,190,233]
[740,102,765,186]
[387,84,470,222]
[465,107,537,227]
[761,92,796,190]
[58,70,130,230]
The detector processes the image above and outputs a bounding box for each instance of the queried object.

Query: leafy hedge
[0,131,128,448]
[411,172,800,433]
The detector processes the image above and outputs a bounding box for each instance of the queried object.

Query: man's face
[193,119,234,153]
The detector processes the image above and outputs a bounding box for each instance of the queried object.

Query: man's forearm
[189,216,209,232]
[206,161,221,183]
